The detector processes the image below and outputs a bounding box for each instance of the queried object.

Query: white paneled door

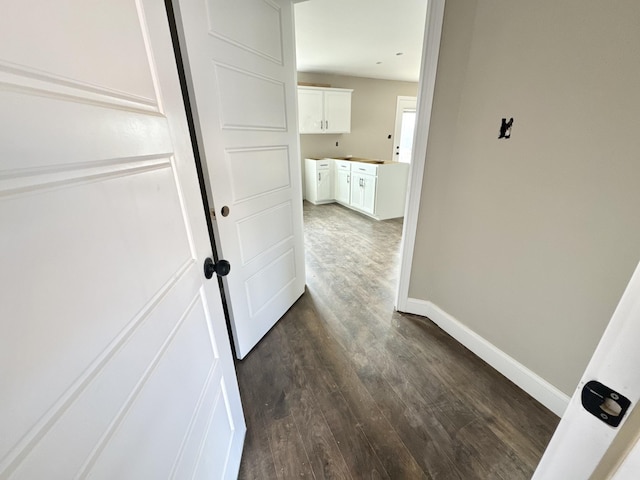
[172,0,306,358]
[0,1,245,479]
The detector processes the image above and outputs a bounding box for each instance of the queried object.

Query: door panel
[83,295,221,480]
[226,146,291,202]
[173,0,305,358]
[236,202,294,264]
[0,0,156,101]
[0,1,245,478]
[215,64,287,130]
[205,0,284,63]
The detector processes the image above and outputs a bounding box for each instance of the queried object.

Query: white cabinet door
[350,173,377,215]
[361,174,377,215]
[350,173,365,210]
[298,87,352,134]
[298,88,324,133]
[324,90,352,133]
[318,170,332,201]
[174,0,306,359]
[0,1,245,478]
[335,169,351,204]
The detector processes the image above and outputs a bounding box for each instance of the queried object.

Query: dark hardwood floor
[236,201,558,479]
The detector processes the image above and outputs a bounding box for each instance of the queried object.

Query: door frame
[395,0,446,311]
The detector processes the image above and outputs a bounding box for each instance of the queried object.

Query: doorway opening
[293,0,428,313]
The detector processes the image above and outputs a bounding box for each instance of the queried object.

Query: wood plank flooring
[236,201,559,479]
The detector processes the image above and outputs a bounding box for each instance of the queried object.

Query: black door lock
[581,380,631,427]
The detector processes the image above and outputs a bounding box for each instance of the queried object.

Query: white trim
[395,0,446,311]
[403,298,570,417]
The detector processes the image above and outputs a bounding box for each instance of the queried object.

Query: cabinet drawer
[334,160,351,171]
[316,160,331,169]
[351,162,378,176]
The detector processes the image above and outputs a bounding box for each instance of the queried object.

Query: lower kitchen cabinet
[305,157,409,219]
[305,158,333,204]
[332,159,409,220]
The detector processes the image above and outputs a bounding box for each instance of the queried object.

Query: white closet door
[0,1,245,478]
[173,0,306,359]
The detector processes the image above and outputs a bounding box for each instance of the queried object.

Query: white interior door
[172,0,306,359]
[0,1,245,478]
[533,260,640,479]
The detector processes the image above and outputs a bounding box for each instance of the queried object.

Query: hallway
[236,201,558,479]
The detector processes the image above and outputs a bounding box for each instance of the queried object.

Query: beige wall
[297,72,418,161]
[409,0,640,395]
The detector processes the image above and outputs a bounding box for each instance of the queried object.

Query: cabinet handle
[326,120,329,130]
[318,172,321,182]
[347,174,350,184]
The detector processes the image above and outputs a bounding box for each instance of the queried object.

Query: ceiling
[294,0,427,83]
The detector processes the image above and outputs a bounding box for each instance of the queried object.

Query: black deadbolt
[581,380,631,427]
[204,258,231,279]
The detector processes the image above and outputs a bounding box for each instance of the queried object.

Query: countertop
[306,156,395,165]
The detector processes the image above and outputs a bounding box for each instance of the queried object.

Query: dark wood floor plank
[274,308,354,480]
[283,298,414,479]
[236,202,558,480]
[288,386,352,480]
[282,316,390,480]
[267,414,315,480]
[392,313,559,470]
[236,407,278,480]
[294,299,430,479]
[236,345,279,480]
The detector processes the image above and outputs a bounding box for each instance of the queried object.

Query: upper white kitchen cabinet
[298,86,353,134]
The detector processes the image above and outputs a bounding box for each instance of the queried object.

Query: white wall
[409,0,640,396]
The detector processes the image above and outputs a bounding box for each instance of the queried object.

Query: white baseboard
[403,298,569,417]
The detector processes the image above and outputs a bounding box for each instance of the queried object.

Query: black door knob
[204,258,231,279]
